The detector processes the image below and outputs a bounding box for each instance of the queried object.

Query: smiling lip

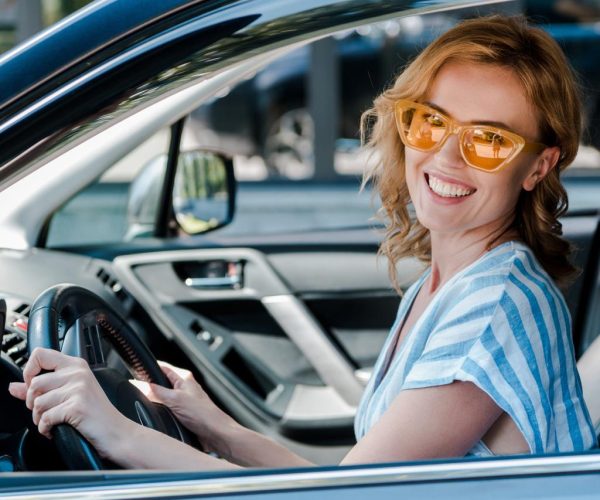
[424,172,476,199]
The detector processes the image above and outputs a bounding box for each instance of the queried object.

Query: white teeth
[427,175,474,198]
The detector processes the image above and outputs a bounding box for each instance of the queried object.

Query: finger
[157,360,178,375]
[129,379,173,404]
[157,360,192,379]
[23,347,60,385]
[147,382,175,405]
[8,382,27,400]
[37,400,72,439]
[157,360,175,370]
[157,361,185,386]
[25,371,71,410]
[31,387,69,426]
[24,348,82,385]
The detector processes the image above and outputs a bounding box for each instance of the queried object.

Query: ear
[522,146,560,192]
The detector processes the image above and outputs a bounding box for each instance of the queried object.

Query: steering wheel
[27,284,194,470]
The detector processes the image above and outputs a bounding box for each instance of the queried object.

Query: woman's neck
[427,225,518,294]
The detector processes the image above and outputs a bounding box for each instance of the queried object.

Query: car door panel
[109,243,421,447]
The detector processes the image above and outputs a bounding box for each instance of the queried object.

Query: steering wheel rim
[27,283,193,470]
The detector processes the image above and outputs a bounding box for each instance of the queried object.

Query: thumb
[157,361,184,388]
[147,383,175,405]
[8,382,27,401]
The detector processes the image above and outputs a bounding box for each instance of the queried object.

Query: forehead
[425,62,540,139]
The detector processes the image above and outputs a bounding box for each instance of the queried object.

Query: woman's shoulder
[435,241,568,335]
[463,240,538,278]
[456,241,562,301]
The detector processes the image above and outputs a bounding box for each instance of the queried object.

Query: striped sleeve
[400,275,503,390]
[401,257,595,454]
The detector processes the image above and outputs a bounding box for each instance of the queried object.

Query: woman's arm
[8,348,311,469]
[9,348,504,469]
[200,423,313,468]
[151,376,504,468]
[137,361,312,468]
[341,381,504,464]
[142,362,504,466]
[7,347,231,469]
[105,419,240,470]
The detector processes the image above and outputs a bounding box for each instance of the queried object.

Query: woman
[9,15,596,468]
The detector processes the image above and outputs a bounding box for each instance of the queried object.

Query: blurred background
[0,1,90,52]
[4,1,600,245]
[3,1,600,183]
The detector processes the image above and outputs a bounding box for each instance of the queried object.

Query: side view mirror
[126,150,235,239]
[173,150,235,235]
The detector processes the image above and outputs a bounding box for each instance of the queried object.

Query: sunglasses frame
[394,99,547,173]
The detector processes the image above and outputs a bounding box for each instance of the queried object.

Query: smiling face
[404,62,555,243]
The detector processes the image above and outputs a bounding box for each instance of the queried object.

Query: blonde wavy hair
[362,15,582,291]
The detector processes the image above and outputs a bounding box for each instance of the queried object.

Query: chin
[414,208,461,233]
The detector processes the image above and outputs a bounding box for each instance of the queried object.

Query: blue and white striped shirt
[354,241,595,456]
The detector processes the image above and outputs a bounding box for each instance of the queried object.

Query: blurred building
[0,0,91,53]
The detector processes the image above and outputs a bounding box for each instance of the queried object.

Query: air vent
[2,301,29,369]
[13,303,30,317]
[2,331,27,368]
[95,267,128,302]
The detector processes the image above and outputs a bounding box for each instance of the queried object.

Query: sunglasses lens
[396,101,521,171]
[462,128,516,171]
[397,105,446,150]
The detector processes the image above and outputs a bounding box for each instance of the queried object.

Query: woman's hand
[134,362,313,468]
[8,347,134,460]
[134,361,237,449]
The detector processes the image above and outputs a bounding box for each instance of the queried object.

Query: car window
[45,128,170,247]
[191,4,600,236]
[43,2,600,246]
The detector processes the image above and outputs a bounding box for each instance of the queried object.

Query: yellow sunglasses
[394,99,547,172]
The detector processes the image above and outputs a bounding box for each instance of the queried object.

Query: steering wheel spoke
[60,316,105,366]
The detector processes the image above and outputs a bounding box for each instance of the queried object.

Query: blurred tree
[0,0,92,51]
[43,0,93,25]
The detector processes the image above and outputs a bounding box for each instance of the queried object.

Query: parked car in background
[1,0,600,498]
[190,0,600,178]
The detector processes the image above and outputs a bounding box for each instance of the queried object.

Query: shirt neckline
[373,240,521,391]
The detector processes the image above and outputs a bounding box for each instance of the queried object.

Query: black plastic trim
[155,119,184,238]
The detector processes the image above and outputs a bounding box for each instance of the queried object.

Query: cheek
[404,149,428,196]
[475,169,524,212]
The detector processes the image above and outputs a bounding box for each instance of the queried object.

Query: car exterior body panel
[3,453,600,498]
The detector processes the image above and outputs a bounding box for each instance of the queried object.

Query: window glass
[187,2,600,235]
[45,129,170,247]
[44,1,600,245]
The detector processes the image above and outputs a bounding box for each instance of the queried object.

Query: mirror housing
[173,150,235,235]
[126,150,235,239]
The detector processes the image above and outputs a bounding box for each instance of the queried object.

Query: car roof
[0,0,196,111]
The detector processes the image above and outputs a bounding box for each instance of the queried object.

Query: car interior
[1,185,600,471]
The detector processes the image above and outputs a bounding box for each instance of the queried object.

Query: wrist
[105,417,145,467]
[200,415,242,460]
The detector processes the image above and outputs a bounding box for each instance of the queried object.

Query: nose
[433,131,465,169]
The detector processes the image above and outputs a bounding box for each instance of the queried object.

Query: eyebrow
[424,101,516,132]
